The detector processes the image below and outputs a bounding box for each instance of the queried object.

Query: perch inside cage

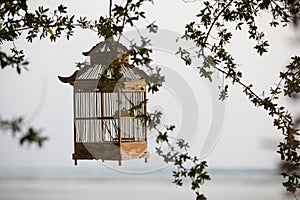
[58,39,149,165]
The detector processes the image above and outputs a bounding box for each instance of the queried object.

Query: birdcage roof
[58,64,147,85]
[58,40,147,88]
[77,64,145,80]
[82,39,128,56]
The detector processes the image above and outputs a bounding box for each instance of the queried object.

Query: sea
[0,167,297,200]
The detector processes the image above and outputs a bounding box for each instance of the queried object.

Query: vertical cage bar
[144,90,147,141]
[73,88,77,165]
[101,93,104,142]
[118,89,121,144]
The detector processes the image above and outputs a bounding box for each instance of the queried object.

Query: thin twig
[109,0,112,18]
[203,0,234,48]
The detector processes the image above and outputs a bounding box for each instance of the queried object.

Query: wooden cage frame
[58,40,149,165]
[72,78,149,165]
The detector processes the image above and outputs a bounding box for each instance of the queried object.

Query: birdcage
[58,39,149,165]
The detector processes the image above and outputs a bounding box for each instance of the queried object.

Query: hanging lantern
[58,39,149,165]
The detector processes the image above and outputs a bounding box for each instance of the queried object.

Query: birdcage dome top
[58,40,147,86]
[82,39,128,56]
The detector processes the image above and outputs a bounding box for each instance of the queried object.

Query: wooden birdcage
[58,40,149,165]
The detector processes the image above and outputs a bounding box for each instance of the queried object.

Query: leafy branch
[153,122,210,200]
[181,0,300,194]
[0,116,47,147]
[0,0,157,74]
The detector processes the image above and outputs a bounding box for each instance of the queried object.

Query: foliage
[155,125,210,200]
[0,1,74,73]
[179,0,300,194]
[0,116,47,147]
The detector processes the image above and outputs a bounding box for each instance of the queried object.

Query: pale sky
[0,0,299,172]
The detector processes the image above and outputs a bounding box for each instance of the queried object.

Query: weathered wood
[74,142,120,160]
[73,141,149,162]
[74,117,114,120]
[120,141,148,160]
[73,79,146,93]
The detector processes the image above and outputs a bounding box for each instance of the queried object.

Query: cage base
[72,141,149,165]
